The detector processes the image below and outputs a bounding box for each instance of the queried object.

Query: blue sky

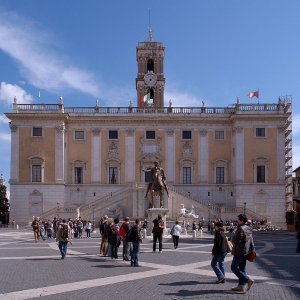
[1,0,300,189]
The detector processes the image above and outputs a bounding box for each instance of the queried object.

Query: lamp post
[92,205,95,232]
[208,203,211,234]
[243,202,247,215]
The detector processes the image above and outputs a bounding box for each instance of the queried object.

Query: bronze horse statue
[145,165,169,208]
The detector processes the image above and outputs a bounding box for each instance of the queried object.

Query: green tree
[0,182,9,225]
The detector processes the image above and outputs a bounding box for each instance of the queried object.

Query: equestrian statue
[143,161,169,208]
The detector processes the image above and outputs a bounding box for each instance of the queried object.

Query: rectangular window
[183,167,191,184]
[75,130,84,140]
[74,167,83,184]
[182,131,192,139]
[257,166,265,183]
[256,128,266,137]
[32,127,42,137]
[216,167,225,184]
[145,170,152,183]
[146,130,155,139]
[215,130,225,140]
[109,167,117,184]
[32,165,42,182]
[109,130,118,139]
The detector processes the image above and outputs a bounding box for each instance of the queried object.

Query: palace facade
[5,32,292,227]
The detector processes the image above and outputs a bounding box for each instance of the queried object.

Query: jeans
[123,239,130,260]
[153,232,163,251]
[58,241,68,257]
[111,242,118,259]
[86,229,91,238]
[131,242,140,265]
[211,252,227,280]
[231,255,249,287]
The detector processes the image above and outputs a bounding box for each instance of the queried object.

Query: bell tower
[136,27,165,107]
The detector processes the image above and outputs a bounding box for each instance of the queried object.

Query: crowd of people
[31,216,93,242]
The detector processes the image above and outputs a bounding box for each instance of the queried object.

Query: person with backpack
[152,214,164,253]
[108,218,120,259]
[56,219,72,259]
[119,217,131,261]
[211,221,228,284]
[130,218,143,267]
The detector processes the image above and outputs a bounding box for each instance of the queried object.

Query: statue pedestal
[146,208,169,236]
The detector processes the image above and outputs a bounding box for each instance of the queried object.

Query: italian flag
[140,92,151,105]
[247,90,259,98]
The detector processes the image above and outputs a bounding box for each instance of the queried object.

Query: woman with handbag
[211,221,228,283]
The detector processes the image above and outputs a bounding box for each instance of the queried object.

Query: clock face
[144,72,157,87]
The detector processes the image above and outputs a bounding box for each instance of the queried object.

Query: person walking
[230,214,255,293]
[152,214,164,253]
[211,221,228,284]
[56,219,72,259]
[119,217,131,261]
[170,220,182,249]
[130,218,143,267]
[31,217,40,242]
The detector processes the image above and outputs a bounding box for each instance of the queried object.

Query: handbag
[246,250,257,262]
[225,236,233,253]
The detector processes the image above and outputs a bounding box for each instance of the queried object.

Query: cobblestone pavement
[0,229,299,300]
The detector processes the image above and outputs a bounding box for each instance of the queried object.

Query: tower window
[147,59,154,72]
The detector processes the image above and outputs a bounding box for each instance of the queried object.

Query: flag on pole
[247,90,259,98]
[140,91,151,105]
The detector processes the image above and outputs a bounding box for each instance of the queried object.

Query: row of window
[31,128,267,139]
[30,165,266,184]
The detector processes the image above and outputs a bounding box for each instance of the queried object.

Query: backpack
[127,226,134,242]
[60,224,69,240]
[119,224,126,238]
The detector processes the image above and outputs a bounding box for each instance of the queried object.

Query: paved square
[0,229,299,299]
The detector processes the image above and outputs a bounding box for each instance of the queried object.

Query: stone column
[166,129,175,183]
[125,129,135,183]
[277,126,286,183]
[9,124,19,183]
[234,127,244,182]
[199,129,208,183]
[91,129,101,183]
[55,124,65,183]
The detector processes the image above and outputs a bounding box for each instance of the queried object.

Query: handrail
[13,103,285,115]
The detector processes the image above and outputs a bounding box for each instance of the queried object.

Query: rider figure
[143,161,169,198]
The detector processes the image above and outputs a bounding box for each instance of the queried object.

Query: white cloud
[0,132,10,142]
[0,10,101,97]
[165,89,209,107]
[0,82,33,105]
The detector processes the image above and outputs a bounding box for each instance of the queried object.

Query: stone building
[5,30,292,227]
